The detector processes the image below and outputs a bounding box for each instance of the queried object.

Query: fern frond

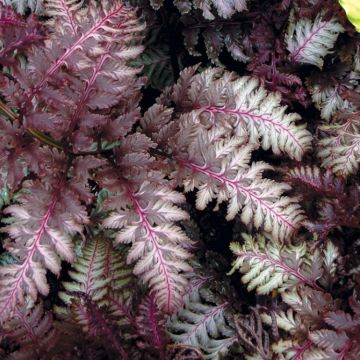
[281,286,335,322]
[181,13,249,65]
[286,14,344,69]
[71,295,128,358]
[45,0,83,35]
[318,114,360,177]
[1,0,42,14]
[309,82,352,121]
[55,235,134,330]
[175,130,304,241]
[142,67,311,241]
[272,291,360,360]
[24,0,145,102]
[200,73,311,160]
[233,309,272,360]
[130,45,175,90]
[135,294,168,351]
[309,330,352,356]
[261,308,301,332]
[2,300,58,358]
[167,287,239,360]
[286,165,344,194]
[0,179,87,322]
[0,3,44,68]
[271,339,300,360]
[325,310,360,330]
[149,0,248,19]
[59,236,129,305]
[157,67,312,160]
[229,233,324,294]
[103,181,193,313]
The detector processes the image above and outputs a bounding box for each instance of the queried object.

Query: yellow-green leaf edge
[339,0,360,31]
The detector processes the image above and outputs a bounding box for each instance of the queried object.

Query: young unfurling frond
[286,14,344,69]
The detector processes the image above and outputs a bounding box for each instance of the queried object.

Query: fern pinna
[0,0,311,320]
[0,0,359,358]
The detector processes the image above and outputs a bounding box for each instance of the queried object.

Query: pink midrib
[0,198,58,318]
[342,138,360,176]
[127,187,174,313]
[58,0,77,35]
[181,302,228,342]
[179,158,297,231]
[31,4,125,94]
[289,170,324,192]
[290,20,328,63]
[14,306,39,346]
[149,295,161,348]
[293,340,312,360]
[64,20,126,136]
[83,236,100,295]
[235,251,322,290]
[205,105,305,153]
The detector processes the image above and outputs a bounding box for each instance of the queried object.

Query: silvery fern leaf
[271,339,299,360]
[148,0,248,19]
[143,67,310,241]
[1,0,42,14]
[102,180,193,314]
[306,69,359,122]
[308,82,352,121]
[318,113,360,177]
[228,233,326,294]
[174,130,304,241]
[45,0,84,34]
[261,308,301,332]
[286,14,344,69]
[167,287,239,360]
[272,291,360,360]
[281,286,335,323]
[158,67,312,161]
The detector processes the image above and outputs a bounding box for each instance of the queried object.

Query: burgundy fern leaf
[135,294,168,352]
[0,4,44,66]
[1,300,58,358]
[0,175,88,321]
